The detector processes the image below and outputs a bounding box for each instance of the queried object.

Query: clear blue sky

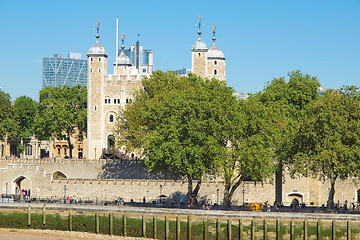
[1,0,359,101]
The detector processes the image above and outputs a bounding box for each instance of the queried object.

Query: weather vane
[195,15,204,33]
[121,33,126,49]
[212,24,216,37]
[93,19,102,38]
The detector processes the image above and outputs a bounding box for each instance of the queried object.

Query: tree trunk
[275,161,283,205]
[186,174,201,206]
[223,176,242,209]
[66,136,73,159]
[327,176,337,208]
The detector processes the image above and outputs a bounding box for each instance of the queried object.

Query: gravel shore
[0,228,151,240]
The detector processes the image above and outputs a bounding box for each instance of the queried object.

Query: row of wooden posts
[28,205,352,240]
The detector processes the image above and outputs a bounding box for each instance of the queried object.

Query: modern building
[124,41,153,74]
[175,68,191,76]
[42,53,88,88]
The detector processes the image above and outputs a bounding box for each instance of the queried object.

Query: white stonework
[86,35,152,159]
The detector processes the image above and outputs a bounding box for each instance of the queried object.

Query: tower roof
[191,16,208,52]
[207,24,225,60]
[114,33,131,66]
[87,20,107,56]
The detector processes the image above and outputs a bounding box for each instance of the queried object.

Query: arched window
[94,106,97,111]
[214,60,217,65]
[90,58,93,62]
[198,53,201,57]
[98,58,101,62]
[114,99,116,104]
[117,99,120,104]
[214,69,217,75]
[98,68,101,73]
[105,99,107,104]
[25,144,32,156]
[109,114,114,123]
[90,69,93,73]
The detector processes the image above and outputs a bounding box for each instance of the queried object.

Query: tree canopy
[118,71,236,204]
[34,85,87,158]
[288,87,360,207]
[0,91,14,140]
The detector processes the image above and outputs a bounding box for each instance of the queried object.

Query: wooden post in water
[142,215,146,238]
[347,221,351,240]
[153,215,157,239]
[123,214,127,237]
[251,218,255,240]
[303,219,307,240]
[239,219,243,240]
[216,219,220,240]
[227,218,232,240]
[276,219,279,240]
[176,216,181,240]
[165,215,169,240]
[316,220,320,239]
[27,205,31,226]
[109,213,113,235]
[187,215,192,240]
[332,220,335,240]
[263,218,267,240]
[69,211,72,231]
[290,219,293,240]
[42,204,46,227]
[203,219,208,240]
[95,213,99,234]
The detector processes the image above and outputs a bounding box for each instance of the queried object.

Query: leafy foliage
[0,91,14,140]
[289,87,360,206]
[34,85,87,158]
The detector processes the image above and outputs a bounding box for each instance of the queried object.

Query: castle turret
[207,24,226,82]
[191,16,208,80]
[113,33,132,75]
[87,20,108,159]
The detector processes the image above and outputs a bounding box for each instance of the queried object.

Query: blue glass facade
[42,54,88,88]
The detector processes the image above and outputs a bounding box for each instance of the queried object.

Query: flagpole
[115,17,119,75]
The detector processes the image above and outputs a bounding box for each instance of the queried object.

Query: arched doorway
[13,176,31,198]
[288,192,303,206]
[107,135,115,150]
[52,171,67,179]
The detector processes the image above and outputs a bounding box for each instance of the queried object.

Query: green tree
[34,85,87,158]
[13,96,38,156]
[252,70,320,203]
[0,91,14,141]
[288,87,360,207]
[118,71,229,205]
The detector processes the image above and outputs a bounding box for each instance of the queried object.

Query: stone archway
[52,171,67,179]
[13,176,31,197]
[288,192,303,206]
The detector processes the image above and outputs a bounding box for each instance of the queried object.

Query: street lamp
[217,188,219,210]
[242,189,245,210]
[64,185,67,204]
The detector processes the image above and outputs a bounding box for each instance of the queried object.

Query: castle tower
[207,25,226,83]
[191,16,208,80]
[87,20,108,159]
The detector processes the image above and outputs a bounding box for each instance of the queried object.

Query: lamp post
[217,188,219,210]
[242,189,245,210]
[64,185,67,204]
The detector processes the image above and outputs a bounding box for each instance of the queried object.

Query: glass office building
[123,41,153,74]
[42,53,88,88]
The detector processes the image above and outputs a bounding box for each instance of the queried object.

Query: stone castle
[0,19,359,208]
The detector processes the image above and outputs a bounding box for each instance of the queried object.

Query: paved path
[0,202,359,221]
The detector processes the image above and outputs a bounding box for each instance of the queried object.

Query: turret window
[94,106,97,111]
[90,69,93,73]
[214,61,217,66]
[214,69,217,75]
[109,114,114,123]
[114,99,116,104]
[91,58,93,62]
[198,53,201,57]
[117,99,120,104]
[98,69,101,73]
[99,58,101,62]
